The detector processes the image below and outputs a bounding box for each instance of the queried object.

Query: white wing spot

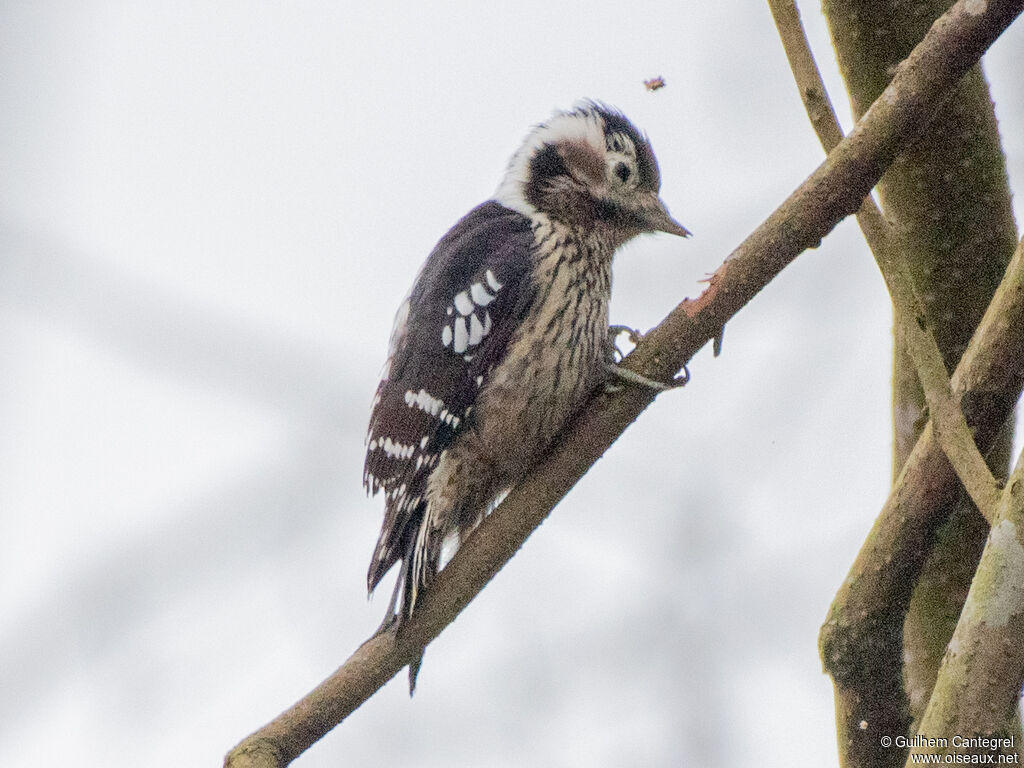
[483,311,492,335]
[420,436,429,449]
[485,269,503,291]
[469,312,484,346]
[441,324,453,347]
[470,282,495,306]
[451,415,461,429]
[453,316,469,353]
[405,388,444,417]
[475,375,483,387]
[454,291,473,316]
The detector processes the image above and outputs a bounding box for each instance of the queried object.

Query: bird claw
[606,324,643,363]
[604,325,689,392]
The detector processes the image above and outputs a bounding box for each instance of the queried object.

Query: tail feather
[371,533,431,696]
[408,650,425,694]
[402,529,429,695]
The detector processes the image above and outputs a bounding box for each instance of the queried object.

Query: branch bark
[226,1,1024,764]
[821,0,1021,750]
[820,227,1024,767]
[771,3,1022,763]
[906,447,1024,764]
[768,0,1003,523]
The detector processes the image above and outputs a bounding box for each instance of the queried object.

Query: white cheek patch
[440,272,501,353]
[492,106,607,216]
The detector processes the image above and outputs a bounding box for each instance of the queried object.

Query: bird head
[494,101,689,245]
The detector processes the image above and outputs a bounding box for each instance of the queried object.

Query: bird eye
[614,162,631,183]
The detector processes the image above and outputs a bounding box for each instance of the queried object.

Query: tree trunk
[822,0,1019,763]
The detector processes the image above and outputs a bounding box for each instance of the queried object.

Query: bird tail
[408,650,425,694]
[371,538,430,696]
[403,524,431,695]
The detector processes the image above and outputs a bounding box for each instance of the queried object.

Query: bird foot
[606,324,643,363]
[604,362,688,393]
[604,325,688,392]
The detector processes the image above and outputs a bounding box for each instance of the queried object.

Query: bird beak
[642,194,691,237]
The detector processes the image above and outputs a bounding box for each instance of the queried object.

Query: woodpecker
[363,102,688,687]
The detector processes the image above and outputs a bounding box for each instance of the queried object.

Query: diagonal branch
[226,1,1024,764]
[768,0,1002,522]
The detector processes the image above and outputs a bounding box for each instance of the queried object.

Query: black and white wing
[363,201,536,592]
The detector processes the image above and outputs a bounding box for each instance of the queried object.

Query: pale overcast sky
[2,3,1023,766]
